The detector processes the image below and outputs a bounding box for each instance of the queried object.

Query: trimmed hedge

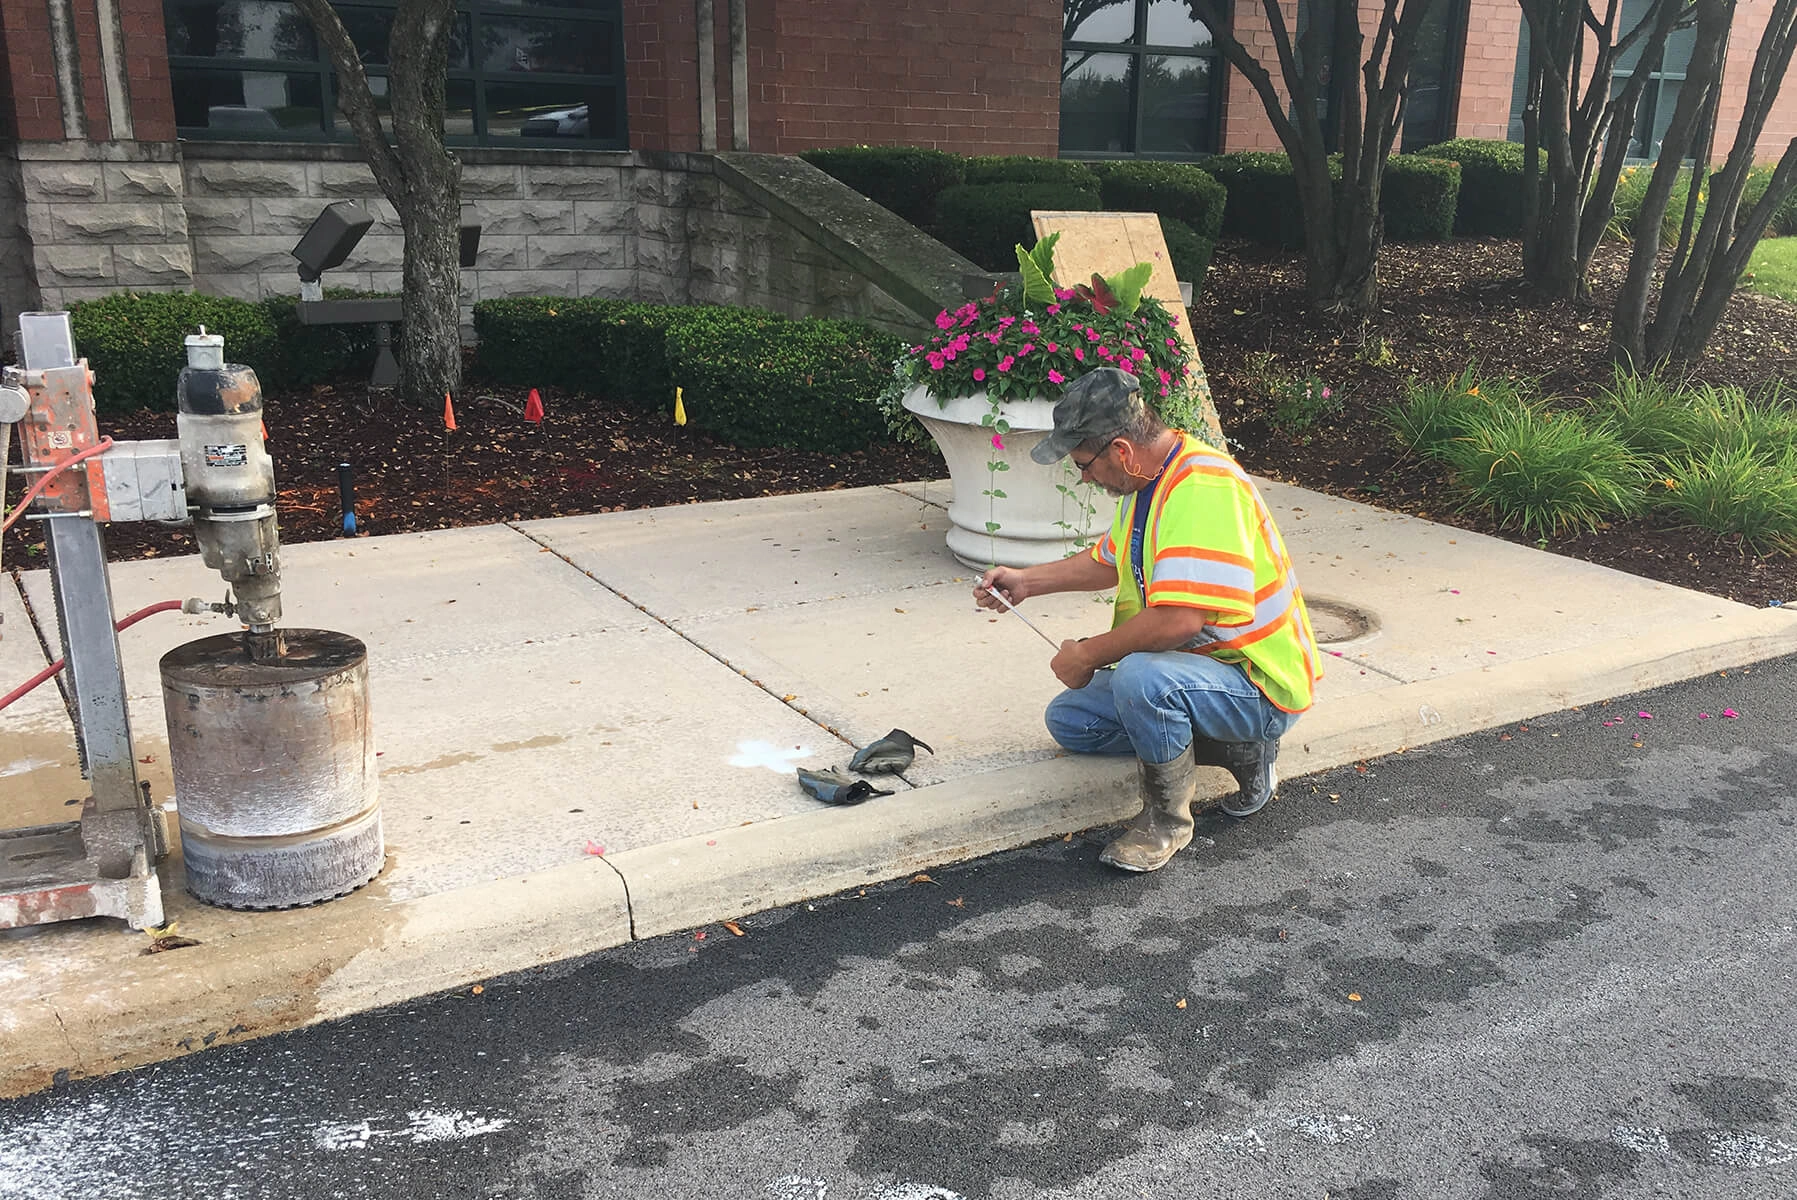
[1159,217,1215,293]
[962,155,1101,193]
[665,314,904,451]
[1414,137,1539,236]
[932,180,1103,271]
[1381,155,1461,241]
[1198,152,1306,248]
[1085,159,1227,242]
[474,298,901,452]
[798,145,966,227]
[68,292,280,413]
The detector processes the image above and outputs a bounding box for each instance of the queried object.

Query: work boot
[1099,750,1200,873]
[1210,738,1280,818]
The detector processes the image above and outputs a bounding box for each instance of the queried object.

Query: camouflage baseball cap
[1030,368,1146,465]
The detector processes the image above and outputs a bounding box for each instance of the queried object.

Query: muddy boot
[1213,738,1280,818]
[1099,750,1200,873]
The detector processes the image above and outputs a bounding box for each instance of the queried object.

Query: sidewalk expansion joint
[504,522,863,756]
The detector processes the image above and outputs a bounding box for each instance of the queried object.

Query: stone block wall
[0,142,924,340]
[176,144,919,336]
[8,140,192,311]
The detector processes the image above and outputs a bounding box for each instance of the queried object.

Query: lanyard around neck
[1128,439,1183,602]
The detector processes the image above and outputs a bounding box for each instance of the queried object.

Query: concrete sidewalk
[4,479,1794,1097]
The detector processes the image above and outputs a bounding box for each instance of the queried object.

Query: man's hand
[975,566,1029,610]
[1051,638,1098,690]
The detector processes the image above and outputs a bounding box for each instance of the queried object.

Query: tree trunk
[292,0,462,406]
[1518,0,1682,299]
[1189,0,1431,321]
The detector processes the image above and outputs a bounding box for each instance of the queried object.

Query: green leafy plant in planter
[889,233,1205,567]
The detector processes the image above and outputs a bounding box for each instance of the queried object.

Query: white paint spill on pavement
[1280,1112,1375,1144]
[1611,1125,1675,1159]
[1706,1130,1797,1167]
[765,1177,828,1200]
[311,1108,511,1151]
[730,740,814,773]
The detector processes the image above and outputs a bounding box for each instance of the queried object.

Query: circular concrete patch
[1307,596,1377,646]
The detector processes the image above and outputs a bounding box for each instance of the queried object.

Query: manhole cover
[1307,596,1375,645]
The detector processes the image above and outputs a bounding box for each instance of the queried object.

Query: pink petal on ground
[1450,589,1460,594]
[1723,709,1739,718]
[1638,712,1652,719]
[1698,713,1710,719]
[584,840,606,856]
[1487,650,1497,655]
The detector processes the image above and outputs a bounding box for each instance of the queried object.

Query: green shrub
[1086,160,1227,242]
[1438,405,1648,538]
[798,145,967,227]
[472,297,785,412]
[665,313,905,452]
[1158,216,1216,294]
[68,292,280,413]
[1654,443,1797,551]
[260,288,396,387]
[1415,138,1541,236]
[931,181,1102,271]
[1198,152,1305,248]
[1381,155,1460,241]
[962,155,1101,193]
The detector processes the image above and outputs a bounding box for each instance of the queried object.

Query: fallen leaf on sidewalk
[910,873,936,884]
[1175,998,1187,1009]
[471,985,484,995]
[141,936,200,955]
[1347,993,1362,1002]
[782,694,796,702]
[723,921,745,937]
[947,897,965,908]
[694,930,707,941]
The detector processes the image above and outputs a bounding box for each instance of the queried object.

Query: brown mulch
[3,237,1793,608]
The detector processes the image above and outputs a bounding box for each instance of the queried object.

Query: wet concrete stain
[381,750,482,776]
[1490,883,1608,957]
[1673,1074,1785,1125]
[1479,1134,1642,1199]
[492,734,567,753]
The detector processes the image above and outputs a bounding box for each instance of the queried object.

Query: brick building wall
[1453,0,1523,141]
[121,0,174,141]
[2,0,63,140]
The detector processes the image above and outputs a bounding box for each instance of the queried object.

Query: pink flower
[1130,346,1146,362]
[986,331,1002,345]
[997,355,1015,372]
[1169,314,1181,327]
[1086,327,1101,341]
[935,311,956,331]
[1048,369,1065,384]
[1020,342,1035,355]
[1158,386,1170,397]
[1021,321,1039,334]
[973,367,986,382]
[999,316,1017,328]
[1166,337,1178,348]
[927,352,945,371]
[1046,341,1058,352]
[991,432,1005,449]
[1073,347,1085,362]
[1157,367,1171,385]
[1096,346,1114,360]
[1119,362,1138,375]
[943,347,957,361]
[909,345,923,355]
[1046,304,1061,315]
[1321,386,1333,399]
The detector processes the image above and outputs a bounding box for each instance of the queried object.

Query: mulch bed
[4,236,1793,608]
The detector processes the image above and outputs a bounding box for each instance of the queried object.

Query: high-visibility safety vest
[1090,433,1322,713]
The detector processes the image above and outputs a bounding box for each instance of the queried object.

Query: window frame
[163,0,628,148]
[1060,0,1226,161]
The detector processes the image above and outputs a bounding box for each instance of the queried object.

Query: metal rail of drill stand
[1,315,168,931]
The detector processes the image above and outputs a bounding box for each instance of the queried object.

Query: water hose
[0,598,185,712]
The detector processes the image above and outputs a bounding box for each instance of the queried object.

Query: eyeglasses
[1070,441,1116,474]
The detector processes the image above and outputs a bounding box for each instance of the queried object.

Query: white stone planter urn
[901,384,1110,569]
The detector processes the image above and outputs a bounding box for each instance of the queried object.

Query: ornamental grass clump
[1654,443,1797,552]
[1437,405,1648,538]
[1384,364,1517,460]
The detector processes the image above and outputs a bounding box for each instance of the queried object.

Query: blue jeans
[1044,652,1301,766]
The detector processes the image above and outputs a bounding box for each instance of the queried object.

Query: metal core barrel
[159,629,381,909]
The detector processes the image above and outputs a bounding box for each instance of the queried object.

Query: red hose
[2,436,115,533]
[0,598,184,712]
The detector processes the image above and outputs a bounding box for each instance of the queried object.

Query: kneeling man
[976,368,1322,872]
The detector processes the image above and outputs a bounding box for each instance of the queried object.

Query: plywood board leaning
[1030,210,1224,446]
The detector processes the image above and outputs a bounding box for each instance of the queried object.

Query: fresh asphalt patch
[3,656,1794,1200]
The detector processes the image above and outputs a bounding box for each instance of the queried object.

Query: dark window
[1061,0,1223,158]
[1508,0,1694,160]
[1400,0,1467,152]
[164,0,625,147]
